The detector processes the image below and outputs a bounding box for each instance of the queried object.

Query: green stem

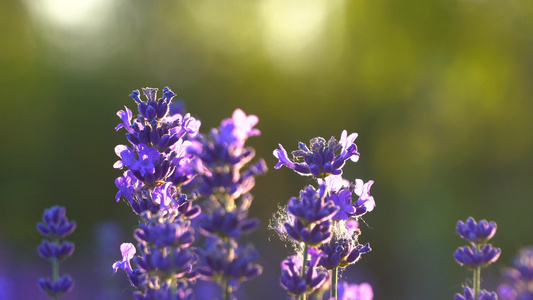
[53,239,59,300]
[473,244,481,299]
[331,267,338,299]
[300,244,309,300]
[473,266,481,299]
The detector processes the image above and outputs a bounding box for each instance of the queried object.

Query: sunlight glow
[26,0,112,33]
[258,0,345,73]
[23,0,124,70]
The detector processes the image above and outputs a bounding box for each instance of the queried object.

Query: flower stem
[473,266,481,299]
[473,244,481,299]
[300,244,309,300]
[331,267,339,299]
[53,239,59,300]
[223,279,232,300]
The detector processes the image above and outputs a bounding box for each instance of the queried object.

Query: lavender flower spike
[37,206,76,299]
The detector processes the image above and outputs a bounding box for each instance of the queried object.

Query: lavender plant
[112,87,265,300]
[112,87,201,299]
[497,246,533,300]
[189,108,266,299]
[37,206,76,299]
[272,132,375,299]
[454,217,501,300]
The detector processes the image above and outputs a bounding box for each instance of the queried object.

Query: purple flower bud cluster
[283,184,338,246]
[113,87,266,299]
[497,246,533,300]
[455,286,498,300]
[279,252,328,295]
[454,217,501,269]
[454,245,501,269]
[272,131,375,298]
[454,217,501,300]
[114,87,201,212]
[273,130,359,178]
[196,239,262,288]
[37,206,76,299]
[457,217,498,245]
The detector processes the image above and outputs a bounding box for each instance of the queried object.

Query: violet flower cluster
[497,246,533,300]
[454,217,501,300]
[112,87,265,299]
[37,206,76,299]
[272,131,375,299]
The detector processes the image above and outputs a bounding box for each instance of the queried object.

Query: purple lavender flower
[114,89,267,299]
[37,206,76,240]
[134,218,195,249]
[199,208,259,239]
[285,219,334,246]
[112,242,141,288]
[279,254,328,295]
[318,238,372,269]
[112,243,136,275]
[457,217,498,245]
[281,184,339,248]
[197,239,263,288]
[135,246,198,279]
[115,170,141,203]
[273,130,359,178]
[287,184,338,225]
[218,108,260,148]
[328,189,356,221]
[454,217,501,300]
[455,286,498,300]
[114,87,201,201]
[37,206,76,299]
[187,108,267,203]
[454,244,501,269]
[131,144,161,177]
[498,246,533,300]
[353,179,376,217]
[337,281,374,300]
[38,275,74,299]
[37,240,75,262]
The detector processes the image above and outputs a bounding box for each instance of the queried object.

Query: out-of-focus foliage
[1,0,532,299]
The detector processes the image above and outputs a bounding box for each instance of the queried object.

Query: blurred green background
[1,0,533,299]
